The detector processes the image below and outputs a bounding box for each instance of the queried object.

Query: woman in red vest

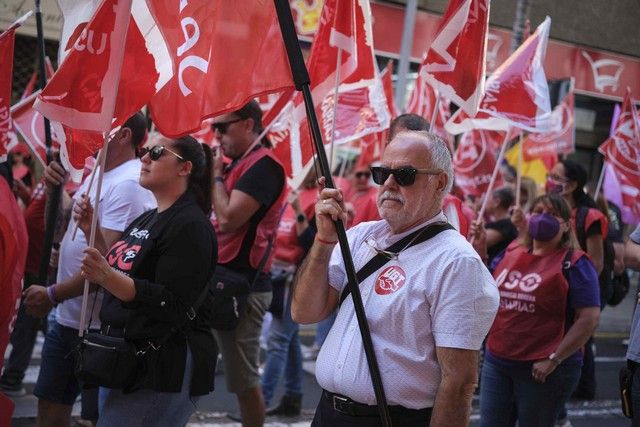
[474,193,600,427]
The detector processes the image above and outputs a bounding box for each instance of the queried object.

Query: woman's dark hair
[524,192,578,249]
[172,136,212,215]
[492,186,515,210]
[561,159,596,209]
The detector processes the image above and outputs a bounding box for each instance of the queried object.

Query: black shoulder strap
[339,222,454,306]
[562,249,574,333]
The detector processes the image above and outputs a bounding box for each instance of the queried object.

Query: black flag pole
[35,0,60,284]
[272,1,392,425]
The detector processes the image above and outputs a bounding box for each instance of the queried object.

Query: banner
[421,0,489,115]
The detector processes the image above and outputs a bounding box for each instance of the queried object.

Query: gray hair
[392,131,454,195]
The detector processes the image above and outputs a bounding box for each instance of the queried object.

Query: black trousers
[311,391,432,427]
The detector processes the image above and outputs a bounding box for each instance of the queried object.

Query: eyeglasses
[546,173,568,183]
[211,118,244,134]
[355,171,371,179]
[370,166,442,187]
[138,145,185,161]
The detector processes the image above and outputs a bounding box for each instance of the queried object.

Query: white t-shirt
[315,212,500,409]
[55,159,156,330]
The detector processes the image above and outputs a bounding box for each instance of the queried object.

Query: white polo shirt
[315,212,499,409]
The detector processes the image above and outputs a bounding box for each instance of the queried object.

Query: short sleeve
[630,225,640,244]
[327,243,347,293]
[101,180,153,232]
[430,256,499,350]
[568,256,601,309]
[234,157,285,207]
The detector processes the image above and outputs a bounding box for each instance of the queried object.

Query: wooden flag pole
[77,136,109,337]
[594,161,607,201]
[329,47,343,172]
[428,91,440,133]
[515,134,524,207]
[77,0,132,337]
[273,1,392,425]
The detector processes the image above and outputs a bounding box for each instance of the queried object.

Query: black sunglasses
[138,145,185,161]
[355,171,371,179]
[212,118,244,134]
[370,166,442,187]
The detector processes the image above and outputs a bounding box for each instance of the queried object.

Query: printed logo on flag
[375,265,407,295]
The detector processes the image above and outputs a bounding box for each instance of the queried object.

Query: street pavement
[6,273,639,426]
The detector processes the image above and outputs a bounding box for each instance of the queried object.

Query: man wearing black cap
[211,100,286,426]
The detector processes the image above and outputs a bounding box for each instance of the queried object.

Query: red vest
[486,242,583,361]
[273,187,316,265]
[212,146,286,271]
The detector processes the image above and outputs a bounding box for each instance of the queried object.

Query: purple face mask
[545,178,565,195]
[528,213,560,242]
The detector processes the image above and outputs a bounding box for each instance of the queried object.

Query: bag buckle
[332,394,356,416]
[187,307,196,321]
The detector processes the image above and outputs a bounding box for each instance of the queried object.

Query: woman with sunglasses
[472,193,600,427]
[74,136,217,426]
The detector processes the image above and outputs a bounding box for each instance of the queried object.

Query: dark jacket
[100,191,217,395]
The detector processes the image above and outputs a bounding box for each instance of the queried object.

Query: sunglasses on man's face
[355,171,371,179]
[138,145,185,161]
[211,118,243,135]
[370,166,442,187]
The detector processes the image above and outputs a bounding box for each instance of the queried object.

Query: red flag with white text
[35,0,135,132]
[422,0,489,115]
[522,92,575,161]
[381,60,398,120]
[598,89,640,216]
[0,25,17,162]
[266,0,380,182]
[446,17,552,134]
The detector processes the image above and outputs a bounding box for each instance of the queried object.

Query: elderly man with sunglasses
[210,100,286,426]
[292,131,499,427]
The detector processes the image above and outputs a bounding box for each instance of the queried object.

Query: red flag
[10,92,58,167]
[0,26,17,162]
[422,0,489,115]
[446,17,552,134]
[56,0,102,63]
[35,0,134,132]
[381,60,398,120]
[598,89,640,215]
[453,129,500,197]
[148,1,295,137]
[523,92,575,161]
[20,57,55,100]
[267,0,379,182]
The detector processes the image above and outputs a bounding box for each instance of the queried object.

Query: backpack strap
[561,249,574,333]
[339,222,454,306]
[575,207,589,250]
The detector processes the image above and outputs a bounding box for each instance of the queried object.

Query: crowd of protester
[0,107,639,427]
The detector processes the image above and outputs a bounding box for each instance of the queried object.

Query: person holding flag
[292,131,499,426]
[23,113,156,427]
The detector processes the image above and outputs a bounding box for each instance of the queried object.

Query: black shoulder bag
[340,222,454,306]
[75,284,210,389]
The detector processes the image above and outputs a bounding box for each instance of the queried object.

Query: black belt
[100,325,125,337]
[323,390,432,418]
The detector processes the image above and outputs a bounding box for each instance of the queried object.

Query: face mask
[545,178,565,195]
[528,213,560,242]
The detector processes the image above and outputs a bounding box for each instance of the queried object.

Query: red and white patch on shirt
[375,265,407,295]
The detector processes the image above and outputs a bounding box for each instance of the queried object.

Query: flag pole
[272,1,392,425]
[77,135,109,336]
[594,161,606,201]
[515,134,524,207]
[35,0,61,285]
[77,0,132,336]
[329,48,343,172]
[428,90,440,133]
[71,146,110,241]
[472,132,510,241]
